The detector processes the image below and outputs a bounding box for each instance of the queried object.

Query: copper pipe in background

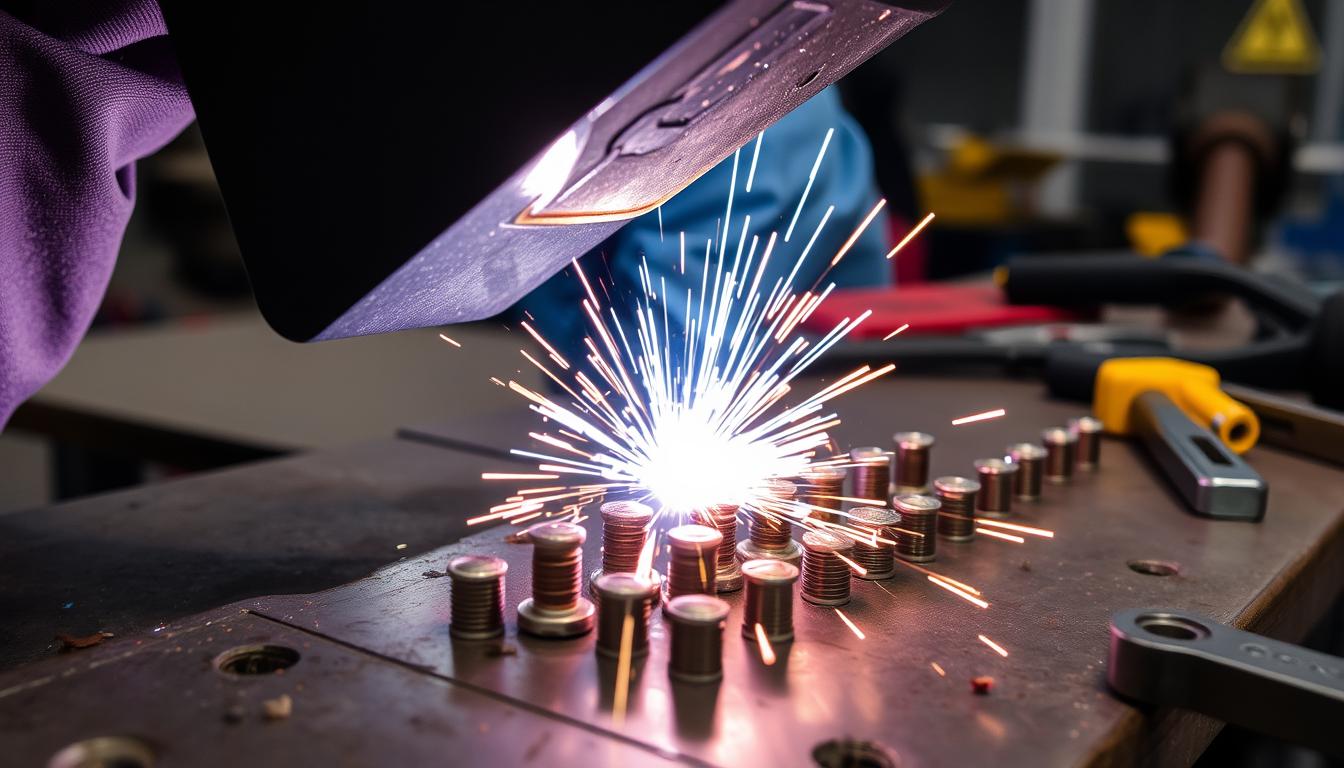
[1192,141,1257,264]
[1188,111,1277,265]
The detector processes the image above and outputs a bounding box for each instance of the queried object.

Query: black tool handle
[1108,608,1344,758]
[1003,254,1320,330]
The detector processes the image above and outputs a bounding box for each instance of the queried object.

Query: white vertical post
[1020,0,1096,216]
[1312,0,1344,142]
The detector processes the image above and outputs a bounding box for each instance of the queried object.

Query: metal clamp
[1107,608,1344,758]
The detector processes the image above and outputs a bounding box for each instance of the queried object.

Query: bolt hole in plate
[1128,559,1180,577]
[48,736,155,768]
[214,644,300,675]
[813,738,898,768]
[1136,613,1211,641]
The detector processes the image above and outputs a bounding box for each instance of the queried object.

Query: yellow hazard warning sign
[1223,0,1321,75]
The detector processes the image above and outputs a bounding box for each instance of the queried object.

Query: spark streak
[438,333,462,347]
[831,199,887,267]
[755,623,777,666]
[928,575,990,609]
[951,408,1006,426]
[976,527,1026,544]
[928,573,981,596]
[976,519,1054,538]
[834,551,868,577]
[886,212,935,259]
[813,494,888,507]
[882,323,910,341]
[476,127,993,646]
[785,128,834,242]
[745,132,764,193]
[835,608,866,640]
[613,611,635,724]
[978,634,1009,657]
[484,219,898,519]
[931,662,946,677]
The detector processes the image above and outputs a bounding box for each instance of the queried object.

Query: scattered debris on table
[487,642,518,658]
[223,704,246,724]
[263,694,293,720]
[56,631,114,651]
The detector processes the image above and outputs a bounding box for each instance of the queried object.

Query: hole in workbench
[48,736,154,768]
[1127,559,1179,577]
[812,738,897,768]
[214,644,300,675]
[795,69,821,90]
[1137,614,1210,641]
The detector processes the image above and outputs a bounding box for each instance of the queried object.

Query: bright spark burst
[473,129,1041,643]
[951,408,1006,426]
[482,134,902,528]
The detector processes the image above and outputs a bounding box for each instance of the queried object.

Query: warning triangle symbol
[1223,0,1321,74]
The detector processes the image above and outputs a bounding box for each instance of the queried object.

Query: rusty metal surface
[0,438,502,672]
[0,612,673,766]
[258,378,1344,767]
[3,376,1344,766]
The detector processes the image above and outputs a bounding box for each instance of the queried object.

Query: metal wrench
[1107,608,1344,758]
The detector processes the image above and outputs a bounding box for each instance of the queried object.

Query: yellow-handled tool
[1092,358,1260,454]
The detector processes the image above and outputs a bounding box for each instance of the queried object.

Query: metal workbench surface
[2,376,1343,766]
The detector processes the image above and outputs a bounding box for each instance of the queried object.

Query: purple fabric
[0,1,193,428]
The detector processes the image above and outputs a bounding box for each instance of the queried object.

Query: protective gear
[519,87,890,368]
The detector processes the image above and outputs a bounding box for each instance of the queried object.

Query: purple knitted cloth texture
[1,1,193,428]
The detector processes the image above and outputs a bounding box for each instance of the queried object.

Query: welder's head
[160,0,949,342]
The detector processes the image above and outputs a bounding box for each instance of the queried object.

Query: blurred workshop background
[4,0,1343,512]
